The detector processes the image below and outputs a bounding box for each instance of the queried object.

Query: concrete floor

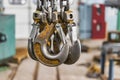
[0,40,120,80]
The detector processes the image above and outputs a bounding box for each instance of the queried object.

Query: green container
[0,14,15,62]
[117,10,120,31]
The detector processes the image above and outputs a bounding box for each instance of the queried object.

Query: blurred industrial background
[0,0,120,80]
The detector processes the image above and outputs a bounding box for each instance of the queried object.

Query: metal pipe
[108,59,114,80]
[101,51,106,74]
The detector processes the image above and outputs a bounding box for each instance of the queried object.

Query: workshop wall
[3,0,79,39]
[105,7,118,31]
[81,0,105,4]
[78,0,120,40]
[3,0,31,39]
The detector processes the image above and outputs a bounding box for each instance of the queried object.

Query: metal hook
[64,24,81,64]
[33,23,69,67]
[28,23,39,60]
[28,0,81,66]
[64,40,81,64]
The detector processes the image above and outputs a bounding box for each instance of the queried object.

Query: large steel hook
[28,23,39,60]
[33,23,69,67]
[64,24,81,64]
[28,0,81,66]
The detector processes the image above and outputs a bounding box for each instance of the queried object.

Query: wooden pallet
[0,59,57,80]
[9,48,28,64]
[100,75,108,80]
[0,59,99,80]
[0,44,106,80]
[100,75,120,80]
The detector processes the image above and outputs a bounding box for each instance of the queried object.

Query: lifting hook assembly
[28,0,81,67]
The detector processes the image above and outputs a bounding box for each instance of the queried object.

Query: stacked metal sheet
[79,4,92,39]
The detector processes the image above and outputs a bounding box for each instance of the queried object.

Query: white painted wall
[2,0,79,39]
[81,0,105,4]
[2,0,106,39]
[3,0,36,39]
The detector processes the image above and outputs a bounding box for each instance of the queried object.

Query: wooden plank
[37,64,56,80]
[100,75,107,80]
[56,67,60,80]
[13,58,37,80]
[58,50,100,80]
[8,63,19,80]
[58,64,98,80]
[0,68,12,80]
[10,48,28,64]
[33,62,39,80]
[82,39,104,49]
[0,63,18,80]
[13,48,28,63]
[58,64,84,80]
[58,58,84,80]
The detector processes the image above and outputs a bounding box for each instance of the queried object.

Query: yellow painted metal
[34,43,59,65]
[32,7,75,65]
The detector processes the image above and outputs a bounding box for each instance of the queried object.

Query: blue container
[79,4,92,39]
[0,14,15,61]
[105,7,118,31]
